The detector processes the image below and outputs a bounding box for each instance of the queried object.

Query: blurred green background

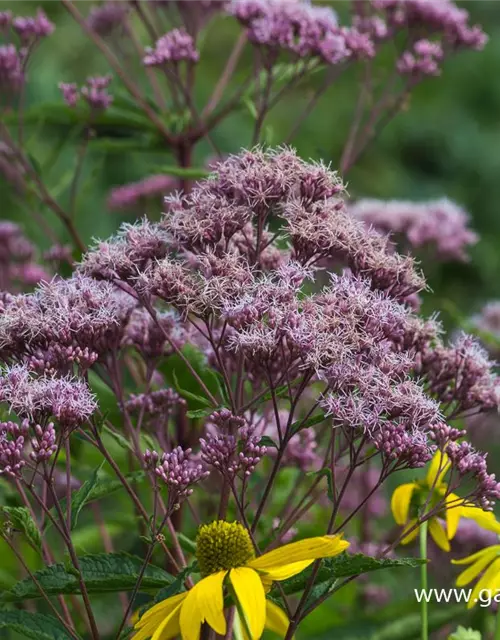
[2,1,500,320]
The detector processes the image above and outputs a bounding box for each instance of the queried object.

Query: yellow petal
[230,567,266,640]
[179,572,226,640]
[133,593,187,640]
[265,601,290,637]
[152,603,183,640]
[260,560,313,582]
[179,587,202,640]
[452,545,500,565]
[429,518,450,552]
[426,451,450,489]
[456,547,499,587]
[461,506,500,534]
[400,518,419,545]
[468,558,500,609]
[445,494,463,540]
[391,483,417,526]
[248,535,349,573]
[136,593,187,629]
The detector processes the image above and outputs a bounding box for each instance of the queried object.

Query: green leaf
[309,468,335,503]
[2,553,174,601]
[271,553,425,599]
[289,413,326,437]
[161,345,222,410]
[172,371,213,408]
[448,627,482,640]
[0,610,78,640]
[156,165,211,179]
[258,436,279,449]
[101,423,132,451]
[186,407,216,419]
[70,462,104,529]
[1,506,42,555]
[153,562,196,604]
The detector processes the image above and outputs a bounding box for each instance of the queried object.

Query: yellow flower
[452,545,500,608]
[133,520,349,640]
[391,452,500,552]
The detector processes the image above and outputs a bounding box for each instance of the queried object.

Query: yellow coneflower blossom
[452,545,500,608]
[391,452,500,551]
[133,520,349,640]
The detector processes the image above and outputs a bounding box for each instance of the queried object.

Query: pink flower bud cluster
[144,29,199,66]
[30,422,57,463]
[59,75,113,111]
[144,446,208,504]
[200,410,266,478]
[0,419,28,478]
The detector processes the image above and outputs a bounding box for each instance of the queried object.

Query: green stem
[419,520,429,640]
[495,601,500,640]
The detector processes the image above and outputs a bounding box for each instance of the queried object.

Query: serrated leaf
[2,553,174,601]
[271,553,425,599]
[1,506,42,555]
[0,610,78,640]
[289,413,326,437]
[70,462,104,529]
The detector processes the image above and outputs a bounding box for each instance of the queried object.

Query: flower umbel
[133,520,349,640]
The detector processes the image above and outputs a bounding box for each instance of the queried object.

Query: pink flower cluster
[229,0,374,64]
[144,29,199,66]
[59,76,113,111]
[107,174,176,211]
[349,197,478,261]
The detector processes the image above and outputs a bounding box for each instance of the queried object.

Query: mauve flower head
[59,82,79,108]
[144,446,209,505]
[87,2,128,36]
[421,332,500,414]
[349,197,478,262]
[374,0,487,50]
[0,364,97,428]
[79,218,169,283]
[122,307,187,359]
[445,441,500,510]
[43,244,73,266]
[471,301,500,359]
[0,11,12,30]
[107,174,176,211]
[0,275,127,373]
[0,44,23,93]
[81,75,113,111]
[125,388,185,416]
[397,39,443,77]
[229,0,362,65]
[0,419,28,477]
[144,29,199,66]
[12,8,54,43]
